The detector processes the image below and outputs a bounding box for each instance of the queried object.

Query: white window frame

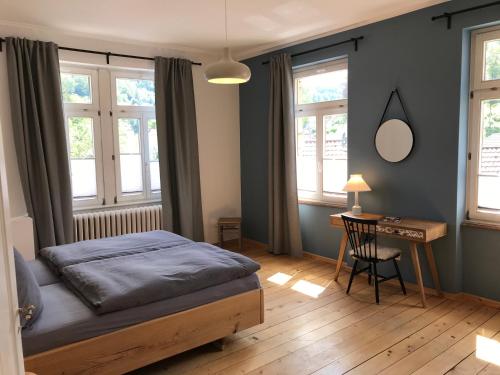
[60,67,100,112]
[61,64,160,210]
[110,70,159,202]
[110,71,156,112]
[65,110,105,208]
[471,28,500,91]
[467,26,500,223]
[113,113,147,202]
[144,113,161,197]
[294,59,348,206]
[60,67,104,208]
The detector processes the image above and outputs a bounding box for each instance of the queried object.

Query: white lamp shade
[343,174,371,192]
[205,48,251,84]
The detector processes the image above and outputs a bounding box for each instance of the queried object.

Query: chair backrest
[341,215,378,261]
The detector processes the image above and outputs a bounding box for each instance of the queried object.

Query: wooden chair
[341,215,406,304]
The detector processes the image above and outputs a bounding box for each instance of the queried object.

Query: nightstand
[217,217,242,251]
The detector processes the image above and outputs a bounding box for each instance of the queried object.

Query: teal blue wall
[462,226,500,299]
[240,0,500,300]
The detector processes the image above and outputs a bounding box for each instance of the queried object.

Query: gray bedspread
[39,231,260,314]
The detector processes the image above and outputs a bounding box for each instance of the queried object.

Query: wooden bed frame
[24,288,264,375]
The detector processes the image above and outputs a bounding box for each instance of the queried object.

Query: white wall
[0,114,24,375]
[0,23,241,245]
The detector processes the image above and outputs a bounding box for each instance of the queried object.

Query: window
[111,72,158,202]
[61,68,103,207]
[61,66,159,209]
[467,27,500,222]
[294,60,348,205]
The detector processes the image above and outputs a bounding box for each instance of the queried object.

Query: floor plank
[380,307,498,375]
[413,312,500,375]
[314,299,461,374]
[347,299,481,374]
[133,246,500,375]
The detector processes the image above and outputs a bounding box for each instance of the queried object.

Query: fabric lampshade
[343,174,371,192]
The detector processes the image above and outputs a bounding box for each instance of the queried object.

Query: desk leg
[334,232,348,281]
[424,242,443,297]
[409,242,426,308]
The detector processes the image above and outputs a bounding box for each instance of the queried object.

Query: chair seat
[349,246,401,261]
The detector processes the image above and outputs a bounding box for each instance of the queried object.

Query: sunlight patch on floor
[476,335,500,366]
[267,272,293,285]
[291,279,326,298]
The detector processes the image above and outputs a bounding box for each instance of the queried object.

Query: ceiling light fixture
[205,0,251,84]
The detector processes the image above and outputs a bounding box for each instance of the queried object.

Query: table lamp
[343,174,371,215]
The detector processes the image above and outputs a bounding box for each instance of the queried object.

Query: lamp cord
[225,0,228,46]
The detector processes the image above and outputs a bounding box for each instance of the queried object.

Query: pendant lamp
[205,0,251,84]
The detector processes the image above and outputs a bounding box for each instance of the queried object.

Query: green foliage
[148,119,157,130]
[483,99,500,139]
[61,73,91,104]
[68,117,94,158]
[325,114,347,135]
[117,78,155,106]
[485,126,500,138]
[299,85,347,104]
[299,116,316,136]
[118,119,141,153]
[485,40,500,81]
[297,70,347,105]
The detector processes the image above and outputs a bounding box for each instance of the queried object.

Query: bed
[20,231,264,375]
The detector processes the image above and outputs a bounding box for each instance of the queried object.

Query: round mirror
[375,119,414,163]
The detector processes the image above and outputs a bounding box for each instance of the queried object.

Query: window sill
[73,199,161,213]
[298,198,347,209]
[462,219,500,232]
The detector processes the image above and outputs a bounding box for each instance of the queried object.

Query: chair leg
[346,260,358,295]
[373,262,380,304]
[367,263,372,285]
[393,259,407,295]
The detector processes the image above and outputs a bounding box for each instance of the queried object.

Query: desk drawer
[376,225,425,241]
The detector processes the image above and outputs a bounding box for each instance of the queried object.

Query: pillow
[27,258,60,286]
[13,248,43,328]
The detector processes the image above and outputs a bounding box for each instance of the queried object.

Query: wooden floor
[134,244,500,375]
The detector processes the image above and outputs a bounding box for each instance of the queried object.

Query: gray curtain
[268,53,303,257]
[6,38,73,251]
[154,57,204,241]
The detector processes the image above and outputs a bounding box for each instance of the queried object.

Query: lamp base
[351,205,362,215]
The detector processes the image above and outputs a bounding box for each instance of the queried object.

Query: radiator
[73,205,162,242]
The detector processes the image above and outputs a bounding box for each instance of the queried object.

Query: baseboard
[242,238,269,251]
[215,238,269,252]
[453,292,500,309]
[303,250,346,266]
[304,250,443,298]
[243,238,500,309]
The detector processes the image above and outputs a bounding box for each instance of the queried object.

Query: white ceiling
[0,0,447,58]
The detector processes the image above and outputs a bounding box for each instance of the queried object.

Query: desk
[330,212,447,307]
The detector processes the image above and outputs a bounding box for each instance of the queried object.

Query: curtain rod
[0,38,202,66]
[431,0,500,29]
[262,36,364,65]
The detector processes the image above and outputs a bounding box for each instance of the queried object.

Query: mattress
[22,273,260,356]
